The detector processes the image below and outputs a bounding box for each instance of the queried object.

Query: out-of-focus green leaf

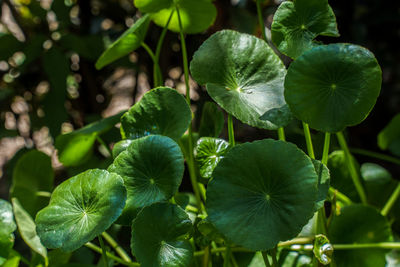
[0,34,22,61]
[60,34,104,61]
[198,102,224,138]
[378,113,400,157]
[0,199,17,264]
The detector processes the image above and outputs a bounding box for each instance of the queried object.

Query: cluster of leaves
[1,0,400,267]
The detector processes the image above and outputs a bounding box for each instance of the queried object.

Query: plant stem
[277,127,286,141]
[333,242,400,250]
[270,247,278,266]
[85,242,140,266]
[328,187,352,205]
[141,42,160,86]
[228,114,235,146]
[223,246,231,267]
[321,133,330,165]
[350,148,400,165]
[102,232,132,262]
[154,9,175,87]
[141,42,156,62]
[36,191,51,197]
[302,122,315,159]
[256,0,268,42]
[98,235,109,267]
[96,136,112,156]
[381,182,400,216]
[336,132,368,204]
[176,6,205,214]
[203,246,210,267]
[261,251,272,267]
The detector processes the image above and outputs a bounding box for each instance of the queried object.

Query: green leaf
[35,169,126,252]
[190,30,291,130]
[120,87,191,141]
[198,102,224,138]
[197,218,225,244]
[55,111,124,167]
[271,0,339,59]
[378,113,400,156]
[95,15,150,70]
[194,137,229,179]
[327,151,360,202]
[10,150,54,217]
[112,139,134,159]
[12,198,47,259]
[134,0,216,34]
[0,199,16,263]
[108,135,184,225]
[312,159,330,211]
[313,235,333,265]
[284,43,382,133]
[206,139,318,251]
[329,204,393,267]
[1,255,20,267]
[131,202,193,267]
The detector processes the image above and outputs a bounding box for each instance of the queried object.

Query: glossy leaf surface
[35,169,126,252]
[194,137,229,179]
[120,87,191,141]
[271,0,339,59]
[285,43,382,133]
[378,113,400,156]
[131,202,193,267]
[0,200,16,263]
[329,204,392,267]
[134,0,216,34]
[95,15,150,69]
[190,30,291,130]
[12,198,47,258]
[108,135,184,224]
[206,139,318,250]
[11,150,54,216]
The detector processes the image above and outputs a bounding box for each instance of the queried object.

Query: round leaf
[112,139,134,159]
[35,169,126,252]
[206,139,318,251]
[108,135,184,224]
[194,137,229,179]
[134,0,216,34]
[329,204,393,267]
[95,15,150,69]
[271,0,339,59]
[190,30,291,130]
[284,43,382,133]
[120,87,192,141]
[0,199,16,262]
[131,202,193,267]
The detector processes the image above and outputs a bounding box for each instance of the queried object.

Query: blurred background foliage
[0,0,399,198]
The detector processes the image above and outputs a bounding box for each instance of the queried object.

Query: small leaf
[284,43,382,133]
[95,15,150,70]
[329,204,393,267]
[120,87,191,141]
[190,30,291,130]
[194,137,229,179]
[197,218,225,244]
[0,199,17,263]
[378,113,400,156]
[271,0,339,59]
[11,150,54,217]
[206,139,318,251]
[131,202,193,267]
[198,102,224,138]
[313,235,333,265]
[35,169,126,252]
[12,198,47,259]
[56,111,124,167]
[108,135,184,225]
[134,0,216,34]
[312,159,330,211]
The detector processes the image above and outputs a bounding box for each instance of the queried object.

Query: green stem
[328,187,352,205]
[96,136,112,156]
[203,246,210,267]
[255,0,268,42]
[223,246,231,267]
[176,6,205,214]
[228,114,235,146]
[302,122,315,159]
[153,9,175,87]
[141,42,160,87]
[141,42,156,62]
[185,204,199,213]
[98,235,109,267]
[381,182,400,216]
[336,132,368,204]
[85,242,140,266]
[270,247,278,267]
[333,242,400,250]
[36,191,51,198]
[321,133,330,165]
[102,232,132,262]
[261,251,272,267]
[350,148,400,165]
[277,127,286,141]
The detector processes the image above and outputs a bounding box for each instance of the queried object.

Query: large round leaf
[35,169,126,252]
[329,204,392,267]
[11,150,54,217]
[134,0,216,34]
[120,87,191,141]
[108,135,184,224]
[271,0,339,59]
[284,43,382,133]
[190,30,291,130]
[206,139,318,251]
[131,202,193,267]
[95,15,150,70]
[194,137,229,179]
[0,199,16,263]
